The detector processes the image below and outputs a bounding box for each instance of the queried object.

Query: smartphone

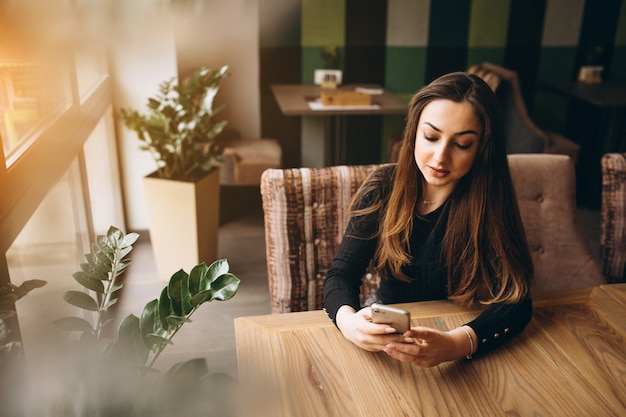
[370,303,411,334]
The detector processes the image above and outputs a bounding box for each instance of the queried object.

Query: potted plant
[6,226,241,416]
[119,65,229,280]
[314,46,342,87]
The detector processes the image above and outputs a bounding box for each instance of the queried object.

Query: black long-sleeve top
[323,165,532,356]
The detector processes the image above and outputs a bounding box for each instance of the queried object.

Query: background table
[271,84,408,167]
[235,285,626,417]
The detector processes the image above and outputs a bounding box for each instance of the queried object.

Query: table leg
[301,116,326,168]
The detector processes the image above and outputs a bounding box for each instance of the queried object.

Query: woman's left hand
[382,326,473,367]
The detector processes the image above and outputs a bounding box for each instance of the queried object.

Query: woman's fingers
[383,341,429,365]
[383,327,453,367]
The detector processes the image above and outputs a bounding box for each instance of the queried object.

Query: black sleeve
[323,168,391,323]
[465,296,533,356]
[323,218,378,323]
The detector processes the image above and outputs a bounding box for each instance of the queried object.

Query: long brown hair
[353,72,533,306]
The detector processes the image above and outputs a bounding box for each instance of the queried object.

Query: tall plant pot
[143,168,220,281]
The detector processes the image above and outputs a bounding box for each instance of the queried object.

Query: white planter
[143,168,220,281]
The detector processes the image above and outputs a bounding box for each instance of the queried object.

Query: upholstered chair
[468,63,580,164]
[509,154,604,290]
[260,164,384,313]
[601,153,626,283]
[261,154,605,313]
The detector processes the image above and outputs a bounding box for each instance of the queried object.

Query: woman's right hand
[335,305,406,351]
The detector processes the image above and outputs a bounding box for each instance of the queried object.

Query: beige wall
[175,0,260,140]
[110,28,178,232]
[112,1,260,231]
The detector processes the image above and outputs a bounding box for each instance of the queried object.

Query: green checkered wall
[261,0,626,167]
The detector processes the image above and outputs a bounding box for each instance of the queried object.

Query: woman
[323,72,533,367]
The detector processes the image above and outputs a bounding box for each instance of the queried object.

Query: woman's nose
[433,143,450,163]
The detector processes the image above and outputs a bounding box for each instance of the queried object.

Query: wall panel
[259,0,626,165]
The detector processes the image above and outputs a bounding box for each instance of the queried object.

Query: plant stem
[146,305,199,368]
[95,245,122,340]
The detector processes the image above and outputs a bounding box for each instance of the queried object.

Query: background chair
[261,154,605,313]
[601,153,626,283]
[468,63,580,164]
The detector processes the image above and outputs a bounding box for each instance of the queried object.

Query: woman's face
[414,99,482,197]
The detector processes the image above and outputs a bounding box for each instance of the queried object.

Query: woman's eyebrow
[423,122,479,137]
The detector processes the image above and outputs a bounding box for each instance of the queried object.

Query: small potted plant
[119,66,229,280]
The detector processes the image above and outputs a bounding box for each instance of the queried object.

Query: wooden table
[235,284,626,417]
[271,84,408,167]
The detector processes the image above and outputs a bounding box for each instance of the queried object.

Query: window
[0,58,72,162]
[0,2,124,354]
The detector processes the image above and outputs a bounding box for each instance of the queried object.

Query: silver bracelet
[461,326,474,360]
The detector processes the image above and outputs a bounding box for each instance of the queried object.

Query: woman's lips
[428,166,449,178]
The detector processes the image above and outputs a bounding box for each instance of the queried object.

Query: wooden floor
[114,186,603,381]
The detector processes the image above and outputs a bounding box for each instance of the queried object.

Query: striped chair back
[601,153,626,283]
[260,164,385,313]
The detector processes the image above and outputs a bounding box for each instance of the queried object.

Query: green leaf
[93,248,113,267]
[210,273,240,302]
[107,226,124,246]
[167,272,183,317]
[158,288,172,330]
[16,279,47,292]
[118,246,133,259]
[188,263,208,295]
[189,290,212,306]
[167,269,193,316]
[88,252,112,276]
[5,280,47,301]
[73,271,105,293]
[140,299,160,345]
[145,333,172,347]
[165,315,191,327]
[121,232,140,247]
[113,260,132,278]
[96,235,115,254]
[63,291,98,311]
[117,314,149,366]
[53,316,94,333]
[106,282,124,295]
[103,298,118,310]
[198,259,229,292]
[80,263,104,281]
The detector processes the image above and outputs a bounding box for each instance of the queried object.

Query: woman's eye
[455,143,472,150]
[424,135,437,142]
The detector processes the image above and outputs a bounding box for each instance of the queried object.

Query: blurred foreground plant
[36,226,242,416]
[0,279,47,365]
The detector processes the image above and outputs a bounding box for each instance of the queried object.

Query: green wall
[261,0,626,167]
